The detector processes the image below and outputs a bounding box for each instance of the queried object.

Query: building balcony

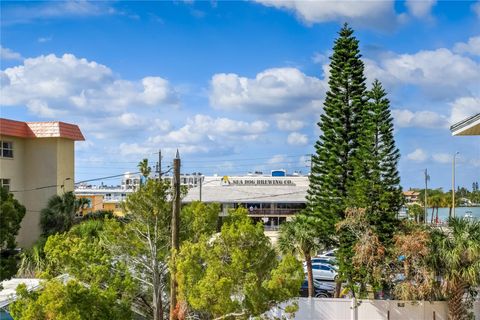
[247,208,301,216]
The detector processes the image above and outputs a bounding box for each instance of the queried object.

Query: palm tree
[17,241,47,278]
[40,192,90,236]
[435,218,480,320]
[138,158,151,185]
[430,195,442,224]
[278,214,322,298]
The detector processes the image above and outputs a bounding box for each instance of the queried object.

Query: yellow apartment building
[0,118,84,247]
[76,194,105,215]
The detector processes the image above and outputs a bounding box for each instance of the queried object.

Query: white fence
[269,298,480,320]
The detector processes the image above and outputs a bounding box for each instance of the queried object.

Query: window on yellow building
[0,141,13,158]
[1,179,11,192]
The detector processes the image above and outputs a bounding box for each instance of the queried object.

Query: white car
[304,263,338,281]
[318,249,337,260]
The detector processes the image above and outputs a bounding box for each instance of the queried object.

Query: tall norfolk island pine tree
[307,24,402,292]
[307,24,367,248]
[349,80,402,244]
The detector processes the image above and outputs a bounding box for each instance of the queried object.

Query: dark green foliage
[349,79,402,244]
[0,187,26,280]
[180,201,220,243]
[82,210,114,220]
[177,208,303,319]
[40,191,89,236]
[307,23,367,248]
[278,214,323,298]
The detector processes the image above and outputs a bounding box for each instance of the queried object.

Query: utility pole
[452,152,459,218]
[158,150,162,180]
[306,154,313,174]
[170,150,180,320]
[424,169,429,224]
[199,174,202,201]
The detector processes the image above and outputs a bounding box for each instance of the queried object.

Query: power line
[75,160,307,171]
[10,167,173,193]
[75,153,309,165]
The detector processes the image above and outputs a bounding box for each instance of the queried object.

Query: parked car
[318,249,337,260]
[304,263,338,281]
[305,257,336,266]
[299,279,335,298]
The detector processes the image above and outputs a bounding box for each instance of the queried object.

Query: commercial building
[0,118,84,247]
[183,172,309,230]
[75,172,206,216]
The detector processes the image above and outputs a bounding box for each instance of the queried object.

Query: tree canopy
[40,191,89,237]
[9,279,132,320]
[176,208,303,320]
[0,187,26,280]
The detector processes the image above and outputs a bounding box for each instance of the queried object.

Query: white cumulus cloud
[392,109,448,129]
[149,115,269,149]
[453,36,480,56]
[0,46,23,60]
[407,148,428,162]
[253,0,398,29]
[210,67,325,114]
[276,114,305,131]
[405,0,437,18]
[365,48,480,99]
[1,53,178,117]
[449,97,480,124]
[287,132,308,146]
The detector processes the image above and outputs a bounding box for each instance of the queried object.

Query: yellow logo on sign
[221,176,230,185]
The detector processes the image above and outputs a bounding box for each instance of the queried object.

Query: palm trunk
[334,281,342,298]
[449,206,453,219]
[431,207,435,224]
[447,281,466,320]
[305,253,314,298]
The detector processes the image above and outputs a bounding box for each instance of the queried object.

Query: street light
[452,152,459,218]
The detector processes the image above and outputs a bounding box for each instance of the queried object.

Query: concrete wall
[0,136,75,247]
[269,298,480,320]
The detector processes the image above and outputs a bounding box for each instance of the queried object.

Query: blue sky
[1,0,479,190]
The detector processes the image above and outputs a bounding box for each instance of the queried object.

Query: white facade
[183,174,309,229]
[74,173,141,208]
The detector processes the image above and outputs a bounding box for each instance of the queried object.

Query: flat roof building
[75,172,141,216]
[0,118,84,247]
[183,174,309,230]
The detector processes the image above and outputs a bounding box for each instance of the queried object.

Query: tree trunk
[431,207,435,224]
[334,279,342,298]
[154,292,163,320]
[305,253,314,298]
[449,206,453,219]
[447,282,466,320]
[153,268,164,320]
[153,290,164,320]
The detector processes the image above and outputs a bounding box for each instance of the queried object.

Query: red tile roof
[0,118,85,141]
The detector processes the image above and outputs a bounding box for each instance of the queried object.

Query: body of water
[423,206,480,222]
